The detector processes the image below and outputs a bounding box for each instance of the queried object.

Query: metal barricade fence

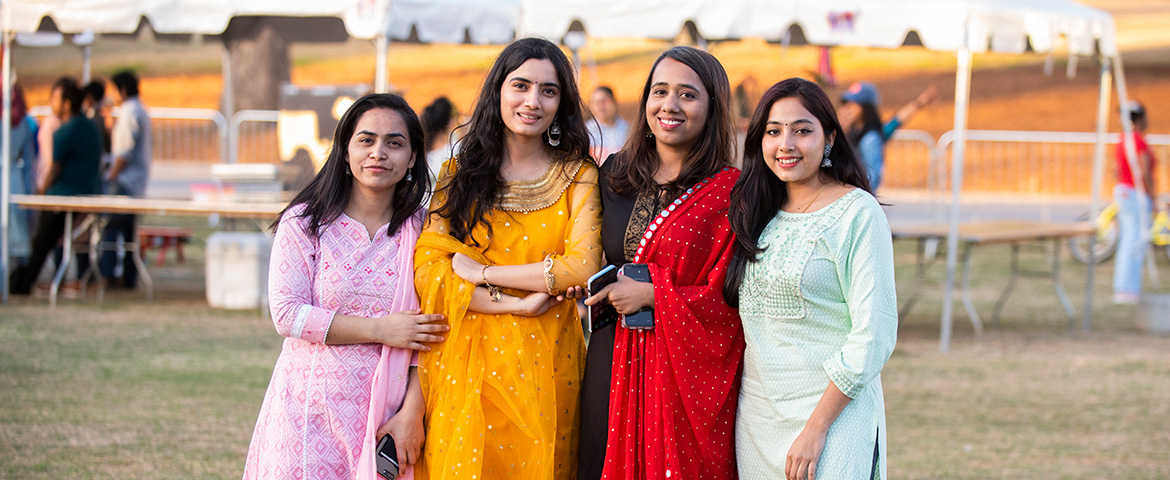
[935,130,1170,198]
[884,129,938,191]
[229,110,279,165]
[30,105,228,164]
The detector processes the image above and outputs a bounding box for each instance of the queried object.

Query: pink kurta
[244,204,419,480]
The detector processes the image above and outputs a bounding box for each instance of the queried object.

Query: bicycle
[1068,194,1170,263]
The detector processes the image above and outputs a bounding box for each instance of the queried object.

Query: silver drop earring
[821,144,833,168]
[547,120,562,147]
[406,171,412,182]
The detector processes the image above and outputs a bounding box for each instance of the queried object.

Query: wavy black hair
[724,77,872,306]
[272,93,429,239]
[434,37,590,246]
[605,46,735,201]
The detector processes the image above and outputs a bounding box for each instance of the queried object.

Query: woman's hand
[512,292,559,317]
[376,400,424,469]
[557,285,587,302]
[584,274,654,314]
[785,426,827,480]
[451,253,485,285]
[373,309,448,351]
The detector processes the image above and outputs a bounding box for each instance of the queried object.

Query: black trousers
[9,211,67,294]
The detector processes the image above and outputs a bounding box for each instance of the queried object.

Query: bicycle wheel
[1068,213,1118,263]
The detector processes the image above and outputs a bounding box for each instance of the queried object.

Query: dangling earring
[645,130,655,139]
[821,144,833,168]
[546,120,562,147]
[406,170,413,182]
[344,165,352,175]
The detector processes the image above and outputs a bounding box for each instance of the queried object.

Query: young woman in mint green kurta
[726,78,897,480]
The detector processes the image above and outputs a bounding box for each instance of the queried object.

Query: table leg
[1050,238,1076,327]
[49,211,73,308]
[129,244,153,303]
[898,238,928,319]
[991,244,1021,325]
[959,242,984,337]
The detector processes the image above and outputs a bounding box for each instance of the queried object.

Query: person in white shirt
[586,86,630,164]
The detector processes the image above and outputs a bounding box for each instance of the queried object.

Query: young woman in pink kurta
[243,94,447,480]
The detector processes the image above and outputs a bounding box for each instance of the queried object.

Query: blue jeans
[1113,184,1150,295]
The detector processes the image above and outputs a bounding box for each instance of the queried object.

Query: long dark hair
[606,46,735,200]
[724,77,872,306]
[847,100,884,144]
[435,37,590,246]
[272,93,429,238]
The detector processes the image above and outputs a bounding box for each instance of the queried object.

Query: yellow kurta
[414,157,602,480]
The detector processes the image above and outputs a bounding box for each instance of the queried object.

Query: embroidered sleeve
[543,162,603,294]
[269,206,338,344]
[821,198,899,398]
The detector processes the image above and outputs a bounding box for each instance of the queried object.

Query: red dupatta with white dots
[602,167,745,480]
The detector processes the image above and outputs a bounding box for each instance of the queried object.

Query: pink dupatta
[355,213,423,480]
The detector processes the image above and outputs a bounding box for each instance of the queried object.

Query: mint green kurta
[736,189,898,479]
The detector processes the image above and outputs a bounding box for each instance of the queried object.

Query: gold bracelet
[481,264,502,302]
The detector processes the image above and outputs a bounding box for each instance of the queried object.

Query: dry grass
[3,218,1170,478]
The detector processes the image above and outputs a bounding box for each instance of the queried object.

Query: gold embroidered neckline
[498,157,585,213]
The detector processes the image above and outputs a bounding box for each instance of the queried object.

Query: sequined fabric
[602,167,745,480]
[414,159,602,480]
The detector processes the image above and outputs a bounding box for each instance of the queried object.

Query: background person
[586,85,630,162]
[725,77,898,480]
[837,81,936,190]
[1112,100,1157,304]
[413,37,600,480]
[9,77,102,295]
[6,82,36,266]
[583,46,743,480]
[99,70,151,289]
[420,96,458,189]
[243,93,445,479]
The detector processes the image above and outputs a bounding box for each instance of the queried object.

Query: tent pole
[375,34,388,94]
[221,46,234,124]
[941,45,973,353]
[1,28,11,304]
[82,45,91,83]
[1086,55,1113,332]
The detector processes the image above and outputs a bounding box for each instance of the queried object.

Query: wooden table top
[11,194,286,218]
[890,221,1096,245]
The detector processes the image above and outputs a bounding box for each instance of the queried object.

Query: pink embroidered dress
[243,204,421,480]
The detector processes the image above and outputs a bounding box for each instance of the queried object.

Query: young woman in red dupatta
[583,46,744,480]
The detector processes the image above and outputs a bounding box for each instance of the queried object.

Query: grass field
[2,216,1169,478]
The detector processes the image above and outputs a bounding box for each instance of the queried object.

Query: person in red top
[1113,100,1156,304]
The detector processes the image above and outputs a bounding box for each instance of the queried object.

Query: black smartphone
[376,434,400,479]
[618,263,655,329]
[587,265,619,332]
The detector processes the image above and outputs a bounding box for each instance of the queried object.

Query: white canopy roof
[521,0,1117,56]
[2,0,519,44]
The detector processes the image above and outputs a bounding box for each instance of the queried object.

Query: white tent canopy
[523,0,1130,352]
[0,0,521,303]
[3,0,518,43]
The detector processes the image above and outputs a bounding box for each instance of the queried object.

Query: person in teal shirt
[9,77,102,295]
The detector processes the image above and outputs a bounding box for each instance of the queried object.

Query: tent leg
[1085,56,1113,332]
[375,35,389,94]
[941,46,973,353]
[1,30,12,304]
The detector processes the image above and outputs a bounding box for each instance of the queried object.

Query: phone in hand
[587,265,619,333]
[618,263,655,329]
[376,434,400,479]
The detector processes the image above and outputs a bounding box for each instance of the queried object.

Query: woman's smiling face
[645,57,709,150]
